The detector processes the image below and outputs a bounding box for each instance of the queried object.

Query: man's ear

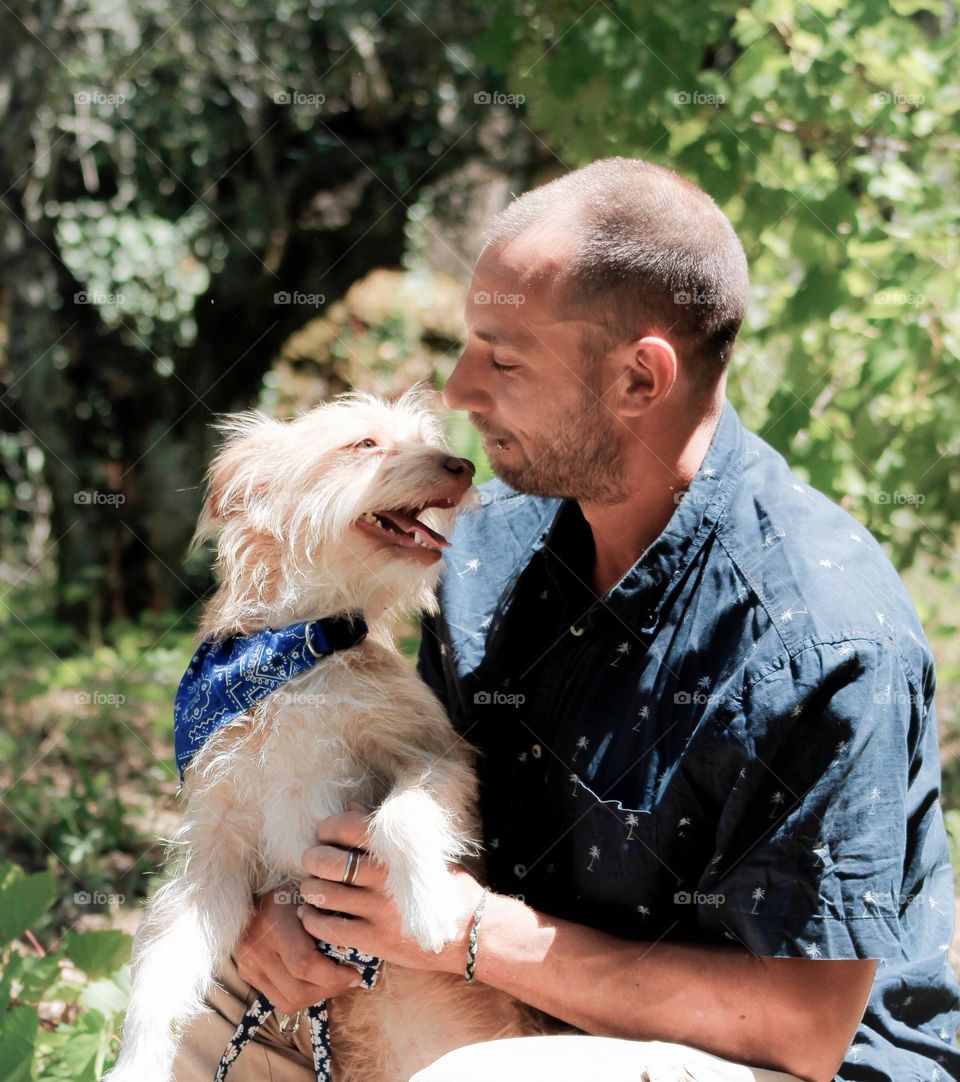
[615,335,678,417]
[190,411,287,554]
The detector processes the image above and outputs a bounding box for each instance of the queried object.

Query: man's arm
[451,889,876,1082]
[296,815,876,1082]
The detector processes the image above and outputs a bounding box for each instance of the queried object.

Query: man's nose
[442,351,486,413]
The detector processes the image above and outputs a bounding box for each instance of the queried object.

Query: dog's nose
[442,456,476,477]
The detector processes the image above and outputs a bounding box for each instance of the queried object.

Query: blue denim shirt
[417,396,960,1081]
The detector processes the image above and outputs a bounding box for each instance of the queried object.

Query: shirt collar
[533,396,747,637]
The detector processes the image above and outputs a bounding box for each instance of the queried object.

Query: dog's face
[196,388,476,626]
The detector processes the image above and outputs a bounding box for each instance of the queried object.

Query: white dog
[106,388,553,1082]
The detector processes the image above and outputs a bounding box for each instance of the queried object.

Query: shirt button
[531,743,542,758]
[570,625,585,636]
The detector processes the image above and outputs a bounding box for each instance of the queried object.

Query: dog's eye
[354,438,378,449]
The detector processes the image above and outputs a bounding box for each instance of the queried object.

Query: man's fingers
[300,846,386,890]
[248,961,321,1016]
[313,810,371,848]
[298,906,370,949]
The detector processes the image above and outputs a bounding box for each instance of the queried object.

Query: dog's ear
[190,411,287,554]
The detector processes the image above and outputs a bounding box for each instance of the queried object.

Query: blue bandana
[173,616,367,781]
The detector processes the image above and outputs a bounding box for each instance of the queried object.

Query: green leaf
[0,865,56,950]
[0,1005,38,1082]
[62,930,131,979]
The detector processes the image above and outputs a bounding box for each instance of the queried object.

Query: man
[175,159,959,1082]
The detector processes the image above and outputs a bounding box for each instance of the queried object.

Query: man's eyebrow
[473,328,533,347]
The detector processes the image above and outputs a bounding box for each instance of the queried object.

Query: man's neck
[579,397,725,598]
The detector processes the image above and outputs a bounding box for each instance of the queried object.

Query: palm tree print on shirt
[587,845,600,870]
[611,642,631,666]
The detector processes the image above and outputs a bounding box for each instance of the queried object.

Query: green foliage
[477,0,960,569]
[0,862,131,1081]
[0,588,190,932]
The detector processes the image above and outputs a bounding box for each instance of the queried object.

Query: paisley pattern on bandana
[174,616,366,780]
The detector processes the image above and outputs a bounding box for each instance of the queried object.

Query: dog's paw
[396,875,463,953]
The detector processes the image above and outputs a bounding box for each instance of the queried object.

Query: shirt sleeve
[698,638,923,963]
[416,608,451,716]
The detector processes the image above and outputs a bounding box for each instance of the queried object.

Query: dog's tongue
[378,509,451,549]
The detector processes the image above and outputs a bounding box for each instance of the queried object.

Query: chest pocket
[550,774,663,940]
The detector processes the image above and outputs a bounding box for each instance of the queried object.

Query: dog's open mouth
[354,497,456,559]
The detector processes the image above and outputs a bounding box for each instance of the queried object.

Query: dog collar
[173,614,367,781]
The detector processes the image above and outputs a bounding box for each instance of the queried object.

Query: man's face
[443,234,629,503]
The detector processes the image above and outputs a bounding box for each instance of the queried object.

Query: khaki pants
[172,954,804,1082]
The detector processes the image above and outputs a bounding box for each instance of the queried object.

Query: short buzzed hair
[480,158,749,392]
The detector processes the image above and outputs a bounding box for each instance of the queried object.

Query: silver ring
[341,847,363,886]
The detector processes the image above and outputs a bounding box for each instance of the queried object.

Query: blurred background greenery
[1,0,958,1077]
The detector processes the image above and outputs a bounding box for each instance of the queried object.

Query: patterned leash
[214,941,382,1082]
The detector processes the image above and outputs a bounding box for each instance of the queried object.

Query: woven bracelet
[464,888,488,983]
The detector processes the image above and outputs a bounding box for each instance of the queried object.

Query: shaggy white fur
[105,387,554,1082]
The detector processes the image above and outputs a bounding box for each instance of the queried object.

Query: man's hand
[296,805,486,975]
[234,885,364,1014]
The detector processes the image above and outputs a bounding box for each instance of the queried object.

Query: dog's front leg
[364,761,479,954]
